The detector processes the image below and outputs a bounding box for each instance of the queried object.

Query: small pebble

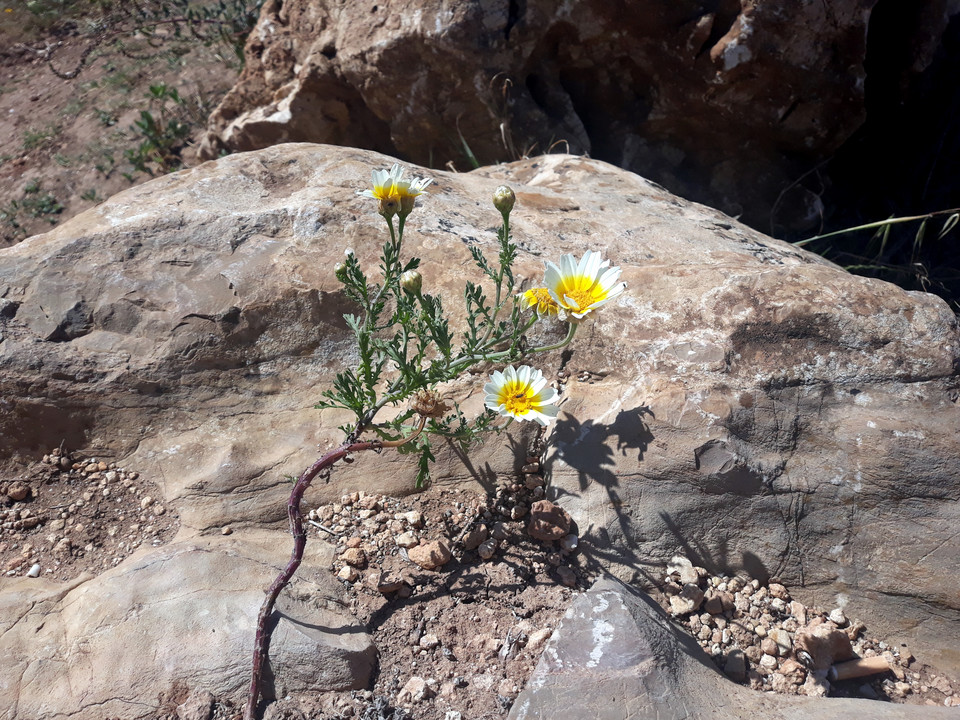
[477,539,498,560]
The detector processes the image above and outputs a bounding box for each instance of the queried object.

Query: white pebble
[26,563,41,578]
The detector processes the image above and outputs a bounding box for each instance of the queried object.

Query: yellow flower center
[499,381,534,415]
[524,288,558,314]
[528,288,553,305]
[560,277,606,311]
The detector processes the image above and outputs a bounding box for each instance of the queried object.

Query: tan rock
[395,531,419,548]
[199,0,926,232]
[0,535,374,719]
[1,144,959,707]
[527,500,571,542]
[669,583,705,616]
[340,547,366,568]
[463,524,489,551]
[795,619,854,671]
[397,676,434,703]
[407,540,451,570]
[337,565,358,583]
[6,482,29,502]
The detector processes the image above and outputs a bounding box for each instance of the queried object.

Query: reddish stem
[242,438,376,720]
[243,420,424,720]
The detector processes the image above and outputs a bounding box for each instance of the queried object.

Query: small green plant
[13,0,90,37]
[124,83,191,175]
[94,108,118,127]
[62,96,86,117]
[91,147,117,177]
[1,180,64,238]
[80,188,103,203]
[21,180,64,221]
[22,124,60,150]
[242,165,627,719]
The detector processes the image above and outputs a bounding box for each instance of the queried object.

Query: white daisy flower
[543,250,626,322]
[358,163,433,216]
[484,365,559,426]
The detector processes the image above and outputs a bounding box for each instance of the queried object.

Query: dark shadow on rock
[442,419,540,494]
[546,405,661,585]
[657,510,772,585]
[445,441,498,494]
[545,403,775,589]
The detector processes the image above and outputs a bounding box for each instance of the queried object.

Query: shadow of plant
[545,403,772,588]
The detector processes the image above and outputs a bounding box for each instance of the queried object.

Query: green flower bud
[493,185,516,215]
[334,261,349,281]
[400,269,423,294]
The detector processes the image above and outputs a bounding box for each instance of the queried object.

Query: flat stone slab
[509,577,957,720]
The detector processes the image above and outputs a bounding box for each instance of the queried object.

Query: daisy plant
[244,164,625,720]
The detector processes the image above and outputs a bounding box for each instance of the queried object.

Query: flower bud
[400,269,423,294]
[493,185,516,215]
[334,261,348,281]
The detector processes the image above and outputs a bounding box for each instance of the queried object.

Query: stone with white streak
[508,578,957,720]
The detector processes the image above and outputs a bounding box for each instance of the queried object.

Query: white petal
[535,387,558,404]
[559,254,578,278]
[563,293,582,310]
[544,262,562,289]
[596,266,622,291]
[579,250,602,281]
[600,281,626,301]
[536,404,559,419]
[517,365,531,386]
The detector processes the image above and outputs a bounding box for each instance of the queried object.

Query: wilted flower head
[358,163,433,218]
[519,287,560,317]
[544,250,626,322]
[484,365,559,426]
[410,388,450,418]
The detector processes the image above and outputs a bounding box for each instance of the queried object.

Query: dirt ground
[0,4,240,247]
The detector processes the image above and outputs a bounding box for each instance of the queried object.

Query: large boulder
[0,144,958,716]
[199,0,955,230]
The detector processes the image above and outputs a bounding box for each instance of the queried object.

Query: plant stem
[530,321,577,353]
[243,419,425,720]
[794,208,960,247]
